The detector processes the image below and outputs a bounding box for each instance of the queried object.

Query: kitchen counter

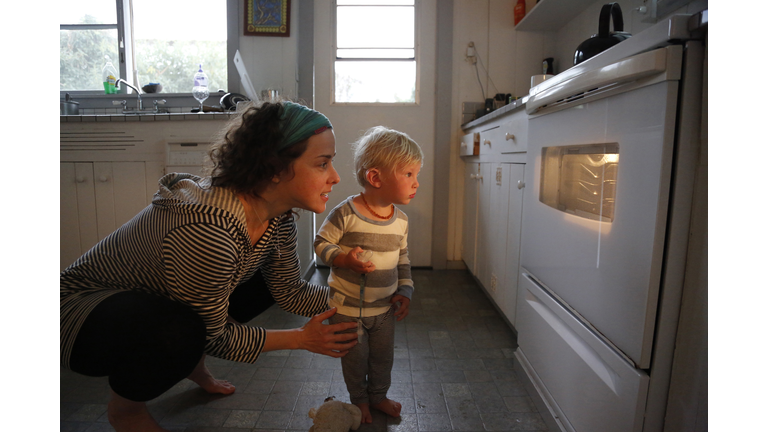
[60,112,236,123]
[461,96,528,131]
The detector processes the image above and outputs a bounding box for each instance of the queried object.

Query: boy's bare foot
[372,398,402,418]
[108,391,169,432]
[355,403,373,423]
[186,355,236,395]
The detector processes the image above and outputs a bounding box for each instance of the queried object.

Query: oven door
[521,46,682,369]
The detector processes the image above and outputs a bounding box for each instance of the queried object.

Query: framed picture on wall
[245,0,291,37]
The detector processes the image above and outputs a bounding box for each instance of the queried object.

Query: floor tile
[58,269,549,431]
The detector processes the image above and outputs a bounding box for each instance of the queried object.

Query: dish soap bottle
[514,0,526,26]
[192,64,209,112]
[102,56,118,94]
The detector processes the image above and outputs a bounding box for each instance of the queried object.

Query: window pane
[132,0,227,93]
[337,49,414,59]
[335,61,415,103]
[61,0,117,25]
[60,29,119,91]
[337,6,414,49]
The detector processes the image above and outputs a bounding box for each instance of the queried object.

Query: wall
[234,0,301,100]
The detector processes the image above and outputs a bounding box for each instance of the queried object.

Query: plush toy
[308,396,362,432]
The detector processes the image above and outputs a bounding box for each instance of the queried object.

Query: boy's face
[380,161,421,206]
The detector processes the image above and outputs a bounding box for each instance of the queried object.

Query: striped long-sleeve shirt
[313,195,413,318]
[60,173,329,369]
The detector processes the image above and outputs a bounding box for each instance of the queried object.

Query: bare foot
[108,390,169,432]
[355,403,373,424]
[186,355,236,395]
[371,398,402,418]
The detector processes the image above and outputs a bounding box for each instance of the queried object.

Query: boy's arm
[313,208,374,274]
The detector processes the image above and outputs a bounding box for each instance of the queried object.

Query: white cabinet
[462,163,481,275]
[460,108,528,327]
[471,162,525,326]
[60,161,163,271]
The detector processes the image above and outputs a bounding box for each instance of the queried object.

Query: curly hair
[207,101,308,198]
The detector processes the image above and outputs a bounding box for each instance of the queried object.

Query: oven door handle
[527,46,678,115]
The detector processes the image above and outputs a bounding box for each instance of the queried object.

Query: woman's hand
[391,295,411,321]
[334,247,376,274]
[297,308,358,357]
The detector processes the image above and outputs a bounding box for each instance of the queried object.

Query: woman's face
[276,129,341,213]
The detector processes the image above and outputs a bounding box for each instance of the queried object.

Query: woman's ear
[365,168,382,189]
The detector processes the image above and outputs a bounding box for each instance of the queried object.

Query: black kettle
[573,3,631,65]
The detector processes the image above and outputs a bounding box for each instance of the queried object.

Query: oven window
[540,143,619,222]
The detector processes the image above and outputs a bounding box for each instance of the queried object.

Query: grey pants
[330,307,395,405]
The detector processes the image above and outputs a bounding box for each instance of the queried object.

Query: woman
[60,101,358,432]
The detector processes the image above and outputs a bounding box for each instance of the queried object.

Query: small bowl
[142,83,163,93]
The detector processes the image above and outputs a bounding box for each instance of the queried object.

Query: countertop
[461,96,528,131]
[60,112,236,123]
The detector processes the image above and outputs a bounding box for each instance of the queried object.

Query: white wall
[234,0,301,100]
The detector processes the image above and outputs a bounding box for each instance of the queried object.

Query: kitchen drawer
[480,118,527,155]
[515,270,649,432]
[460,132,479,156]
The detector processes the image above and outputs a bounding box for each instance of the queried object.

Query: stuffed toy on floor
[308,396,362,432]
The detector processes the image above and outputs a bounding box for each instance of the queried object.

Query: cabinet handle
[99,176,109,182]
[75,176,86,183]
[483,139,491,146]
[505,133,516,141]
[517,180,526,189]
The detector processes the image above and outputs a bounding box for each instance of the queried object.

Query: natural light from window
[60,0,227,94]
[132,0,226,93]
[335,0,416,104]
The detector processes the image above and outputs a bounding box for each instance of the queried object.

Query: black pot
[573,3,631,65]
[220,92,250,111]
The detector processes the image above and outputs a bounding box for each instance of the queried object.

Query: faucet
[116,78,143,111]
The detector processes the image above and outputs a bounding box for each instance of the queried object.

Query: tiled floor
[61,269,549,431]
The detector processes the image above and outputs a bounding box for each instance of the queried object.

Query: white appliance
[515,12,706,432]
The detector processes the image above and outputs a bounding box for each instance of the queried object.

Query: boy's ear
[365,169,382,189]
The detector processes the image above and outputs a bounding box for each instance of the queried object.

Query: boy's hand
[334,246,376,274]
[391,295,410,321]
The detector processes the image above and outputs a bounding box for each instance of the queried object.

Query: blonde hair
[352,126,423,187]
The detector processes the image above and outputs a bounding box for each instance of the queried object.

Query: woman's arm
[262,308,358,357]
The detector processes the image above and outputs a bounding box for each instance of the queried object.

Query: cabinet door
[60,162,150,271]
[499,163,525,325]
[93,162,148,238]
[462,163,481,275]
[477,163,512,301]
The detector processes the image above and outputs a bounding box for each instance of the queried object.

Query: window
[334,0,417,104]
[60,0,230,94]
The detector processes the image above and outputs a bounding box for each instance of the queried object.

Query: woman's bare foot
[372,398,402,418]
[186,355,236,395]
[355,403,373,424]
[108,390,169,432]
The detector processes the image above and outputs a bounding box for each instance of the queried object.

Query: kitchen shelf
[516,0,597,32]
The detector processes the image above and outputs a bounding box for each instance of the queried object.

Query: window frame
[60,0,238,98]
[331,0,420,106]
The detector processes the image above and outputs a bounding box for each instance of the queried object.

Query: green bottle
[102,56,118,94]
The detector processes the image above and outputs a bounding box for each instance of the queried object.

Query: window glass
[61,0,117,25]
[334,1,416,104]
[335,61,416,103]
[59,0,228,94]
[60,29,119,91]
[132,0,227,93]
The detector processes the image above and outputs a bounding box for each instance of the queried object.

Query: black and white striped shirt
[60,173,329,369]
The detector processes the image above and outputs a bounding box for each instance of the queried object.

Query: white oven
[515,13,706,432]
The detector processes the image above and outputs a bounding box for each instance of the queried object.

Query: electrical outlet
[490,273,497,293]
